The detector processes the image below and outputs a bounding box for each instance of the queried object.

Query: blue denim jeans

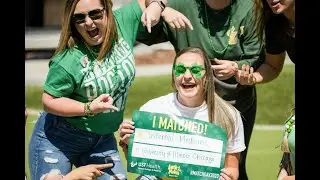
[28,112,126,180]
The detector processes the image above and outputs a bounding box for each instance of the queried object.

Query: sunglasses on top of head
[73,8,105,24]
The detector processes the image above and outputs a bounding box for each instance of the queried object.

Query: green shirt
[43,0,143,135]
[137,0,264,112]
[285,114,295,173]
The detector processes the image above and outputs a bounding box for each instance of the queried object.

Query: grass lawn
[25,65,293,179]
[25,116,283,180]
[26,65,294,125]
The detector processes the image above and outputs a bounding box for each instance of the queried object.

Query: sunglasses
[173,63,205,79]
[73,8,105,24]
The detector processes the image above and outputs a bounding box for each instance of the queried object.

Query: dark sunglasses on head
[73,8,105,24]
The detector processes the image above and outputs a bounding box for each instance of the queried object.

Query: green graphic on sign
[127,110,228,180]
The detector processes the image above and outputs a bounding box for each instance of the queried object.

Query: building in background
[25,0,131,29]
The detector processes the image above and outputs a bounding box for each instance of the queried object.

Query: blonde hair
[171,47,236,138]
[54,0,118,61]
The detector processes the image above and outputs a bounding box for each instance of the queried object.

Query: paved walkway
[25,56,293,85]
[26,109,284,130]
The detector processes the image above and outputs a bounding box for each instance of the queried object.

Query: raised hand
[141,2,163,33]
[211,58,238,80]
[161,7,193,30]
[234,64,256,85]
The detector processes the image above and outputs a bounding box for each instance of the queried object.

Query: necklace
[203,0,233,55]
[284,114,295,134]
[279,114,295,152]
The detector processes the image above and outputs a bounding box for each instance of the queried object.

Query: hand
[234,64,256,85]
[63,164,113,180]
[90,94,119,113]
[118,120,135,144]
[220,168,238,180]
[277,168,288,180]
[161,7,193,30]
[211,58,238,80]
[141,2,163,33]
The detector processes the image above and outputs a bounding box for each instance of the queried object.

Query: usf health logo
[130,161,137,168]
[167,164,181,177]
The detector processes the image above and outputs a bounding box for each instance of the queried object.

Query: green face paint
[173,62,205,79]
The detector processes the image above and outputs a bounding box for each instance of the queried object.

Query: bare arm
[42,92,86,117]
[220,153,240,180]
[42,93,118,117]
[253,52,286,84]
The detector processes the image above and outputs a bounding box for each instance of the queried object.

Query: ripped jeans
[28,112,126,180]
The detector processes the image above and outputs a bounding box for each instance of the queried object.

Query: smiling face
[73,0,106,46]
[174,52,206,106]
[265,0,294,14]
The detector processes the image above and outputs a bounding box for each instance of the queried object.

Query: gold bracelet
[84,102,95,117]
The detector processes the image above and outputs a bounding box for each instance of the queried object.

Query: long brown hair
[171,47,236,138]
[54,0,118,61]
[253,0,265,43]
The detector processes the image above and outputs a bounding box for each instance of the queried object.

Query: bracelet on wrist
[84,102,95,117]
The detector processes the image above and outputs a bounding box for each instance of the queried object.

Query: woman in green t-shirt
[27,0,177,179]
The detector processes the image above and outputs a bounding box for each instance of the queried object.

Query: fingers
[220,169,231,180]
[119,121,135,138]
[168,21,176,29]
[141,12,147,27]
[165,14,193,31]
[93,163,113,170]
[236,65,255,85]
[211,64,227,71]
[97,94,112,103]
[92,169,104,177]
[213,58,224,64]
[146,12,152,33]
[120,134,131,144]
[177,18,185,29]
[105,104,119,111]
[180,15,193,30]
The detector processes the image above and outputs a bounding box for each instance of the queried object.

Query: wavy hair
[171,47,237,138]
[54,0,118,61]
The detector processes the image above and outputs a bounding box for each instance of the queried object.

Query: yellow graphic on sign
[168,164,181,177]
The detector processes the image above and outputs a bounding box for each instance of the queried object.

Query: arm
[234,51,286,85]
[220,153,240,180]
[43,63,117,117]
[42,93,86,117]
[136,0,192,45]
[252,52,286,84]
[140,0,168,32]
[43,93,118,117]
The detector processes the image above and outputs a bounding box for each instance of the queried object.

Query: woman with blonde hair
[119,47,246,180]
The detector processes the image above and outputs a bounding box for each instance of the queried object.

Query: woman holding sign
[27,0,181,179]
[119,47,246,180]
